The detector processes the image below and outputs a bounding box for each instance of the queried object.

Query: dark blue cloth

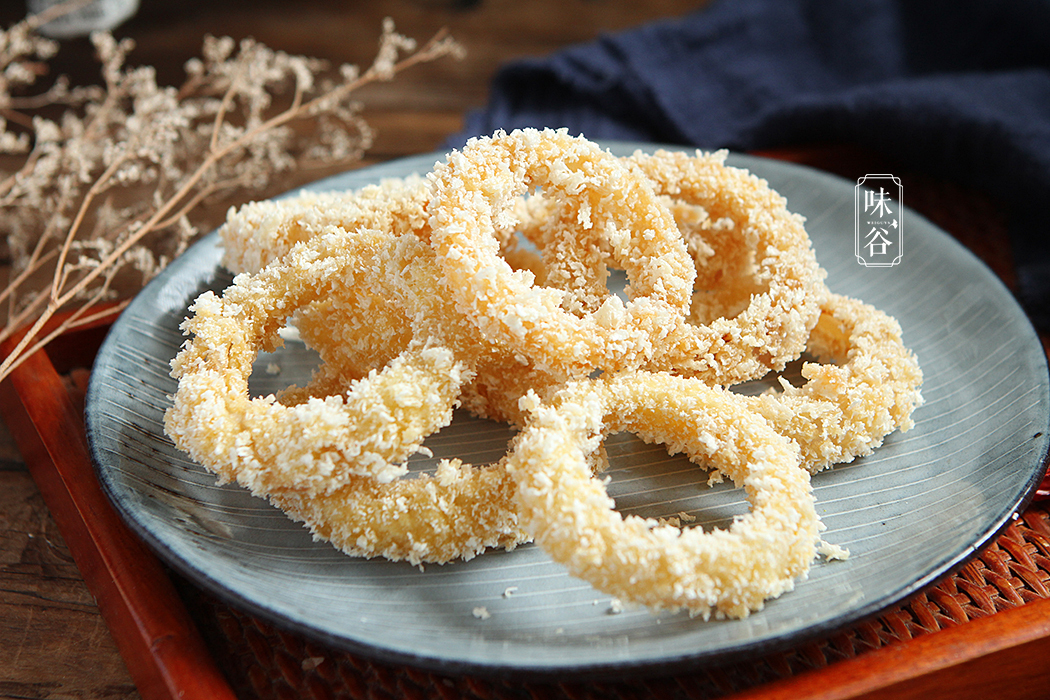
[453,0,1050,331]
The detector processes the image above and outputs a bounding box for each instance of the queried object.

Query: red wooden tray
[0,307,237,700]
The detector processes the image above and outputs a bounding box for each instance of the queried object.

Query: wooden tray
[2,159,1049,699]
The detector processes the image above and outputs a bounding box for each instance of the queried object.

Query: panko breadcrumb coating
[384,232,568,426]
[427,128,696,378]
[220,174,566,423]
[219,178,427,380]
[268,455,528,565]
[628,149,828,385]
[165,226,471,496]
[507,373,820,619]
[166,225,551,563]
[218,175,430,275]
[743,293,924,473]
[164,129,922,609]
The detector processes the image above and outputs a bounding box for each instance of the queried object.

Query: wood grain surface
[0,1,708,698]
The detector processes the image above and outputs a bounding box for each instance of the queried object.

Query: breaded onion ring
[218,176,430,275]
[741,293,924,473]
[219,178,552,402]
[263,437,611,566]
[267,456,528,566]
[622,149,828,385]
[217,179,425,380]
[384,232,566,427]
[221,192,567,427]
[168,226,560,564]
[220,175,545,280]
[427,128,696,377]
[507,372,820,619]
[165,226,470,496]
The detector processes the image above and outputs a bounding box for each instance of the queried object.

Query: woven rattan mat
[170,497,1050,700]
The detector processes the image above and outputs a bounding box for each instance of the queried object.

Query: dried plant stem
[23,0,96,31]
[49,151,131,298]
[4,296,128,382]
[0,24,463,382]
[153,179,237,232]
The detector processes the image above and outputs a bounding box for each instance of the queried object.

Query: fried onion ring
[427,128,696,377]
[625,149,829,385]
[221,192,568,427]
[165,226,470,496]
[741,293,924,473]
[264,437,611,566]
[218,176,430,275]
[385,231,566,426]
[507,372,820,619]
[267,455,528,566]
[217,179,425,380]
[168,225,560,563]
[218,177,554,408]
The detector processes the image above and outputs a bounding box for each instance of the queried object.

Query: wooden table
[2,2,1048,699]
[0,2,710,697]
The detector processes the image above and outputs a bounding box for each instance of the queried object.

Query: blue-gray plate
[85,145,1050,679]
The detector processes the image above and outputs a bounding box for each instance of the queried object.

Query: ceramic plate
[85,145,1050,678]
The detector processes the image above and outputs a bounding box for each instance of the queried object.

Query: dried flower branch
[0,10,463,382]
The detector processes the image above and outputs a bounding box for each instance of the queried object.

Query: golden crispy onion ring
[220,189,568,428]
[507,372,820,619]
[165,226,471,496]
[267,455,528,566]
[168,226,562,564]
[218,176,430,275]
[262,416,609,566]
[427,128,696,377]
[742,293,924,473]
[218,179,424,380]
[619,149,827,385]
[219,175,545,280]
[264,436,610,566]
[219,177,552,404]
[385,232,566,427]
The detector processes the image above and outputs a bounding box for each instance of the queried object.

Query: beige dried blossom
[0,6,462,382]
